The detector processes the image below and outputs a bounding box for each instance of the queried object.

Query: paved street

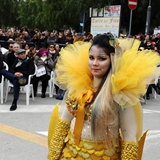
[0,90,160,160]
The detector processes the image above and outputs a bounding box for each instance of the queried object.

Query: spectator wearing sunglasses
[48,44,56,56]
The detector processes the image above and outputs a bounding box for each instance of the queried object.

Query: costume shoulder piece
[55,41,93,98]
[111,38,160,109]
[111,38,160,144]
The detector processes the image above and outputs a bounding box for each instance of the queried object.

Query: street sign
[128,0,137,10]
[128,0,137,35]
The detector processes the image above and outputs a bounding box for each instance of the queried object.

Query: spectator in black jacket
[6,43,20,69]
[55,32,66,45]
[3,42,14,62]
[65,33,73,45]
[47,32,57,45]
[0,49,35,111]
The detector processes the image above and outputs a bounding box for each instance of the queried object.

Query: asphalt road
[0,91,160,160]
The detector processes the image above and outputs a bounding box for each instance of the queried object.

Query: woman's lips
[92,68,100,72]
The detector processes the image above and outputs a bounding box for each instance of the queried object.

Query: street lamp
[145,0,152,35]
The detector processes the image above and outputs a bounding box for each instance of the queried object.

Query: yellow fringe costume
[48,39,160,160]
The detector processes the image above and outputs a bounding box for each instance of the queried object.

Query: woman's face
[25,45,29,50]
[31,48,36,53]
[55,45,60,51]
[49,45,55,51]
[88,45,111,78]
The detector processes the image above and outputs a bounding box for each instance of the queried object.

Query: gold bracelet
[121,141,138,160]
[48,118,70,160]
[66,95,78,116]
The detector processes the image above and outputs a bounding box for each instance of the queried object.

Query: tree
[0,0,19,28]
[17,0,43,30]
[0,0,160,35]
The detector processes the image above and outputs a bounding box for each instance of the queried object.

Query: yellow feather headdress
[55,41,93,99]
[111,38,160,109]
[55,38,160,107]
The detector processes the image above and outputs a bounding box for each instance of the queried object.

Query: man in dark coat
[0,49,35,111]
[6,43,20,69]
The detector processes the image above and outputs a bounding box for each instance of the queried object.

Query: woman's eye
[99,57,106,61]
[89,55,94,60]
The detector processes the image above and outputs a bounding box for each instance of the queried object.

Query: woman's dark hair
[88,34,115,104]
[90,34,115,55]
[28,46,36,58]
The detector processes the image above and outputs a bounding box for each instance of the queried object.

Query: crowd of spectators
[1,26,160,102]
[0,26,93,50]
[120,33,160,54]
[0,26,93,102]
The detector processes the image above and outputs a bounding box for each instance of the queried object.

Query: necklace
[85,103,94,121]
[84,77,101,121]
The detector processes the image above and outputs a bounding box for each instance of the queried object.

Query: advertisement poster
[91,17,120,37]
[104,5,121,17]
[90,5,121,37]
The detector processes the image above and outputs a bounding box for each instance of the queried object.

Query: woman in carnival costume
[48,33,160,160]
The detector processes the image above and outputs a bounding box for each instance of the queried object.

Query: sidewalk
[1,88,160,112]
[0,88,62,112]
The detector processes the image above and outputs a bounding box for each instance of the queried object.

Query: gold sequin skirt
[60,131,121,160]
